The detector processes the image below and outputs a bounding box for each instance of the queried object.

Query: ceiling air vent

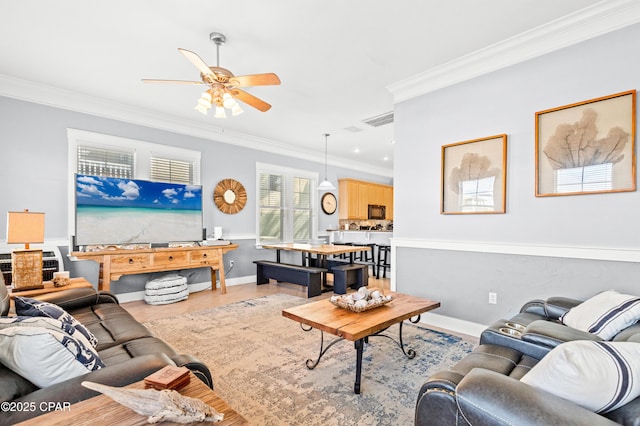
[362,111,394,128]
[343,125,364,133]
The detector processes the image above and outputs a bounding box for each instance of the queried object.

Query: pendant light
[318,133,335,190]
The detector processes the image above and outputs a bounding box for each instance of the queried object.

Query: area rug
[144,294,475,425]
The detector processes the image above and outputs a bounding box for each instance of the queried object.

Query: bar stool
[352,243,375,263]
[376,244,391,279]
[332,242,352,259]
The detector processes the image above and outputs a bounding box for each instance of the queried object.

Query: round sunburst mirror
[213,179,247,214]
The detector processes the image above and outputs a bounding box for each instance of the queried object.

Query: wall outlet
[488,292,497,304]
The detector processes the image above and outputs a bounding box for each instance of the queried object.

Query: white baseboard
[417,311,486,339]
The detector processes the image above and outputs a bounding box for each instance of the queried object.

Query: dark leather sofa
[416,296,640,425]
[0,277,212,424]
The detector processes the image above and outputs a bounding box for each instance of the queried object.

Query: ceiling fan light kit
[142,31,280,118]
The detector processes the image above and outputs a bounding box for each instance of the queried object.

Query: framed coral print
[535,90,636,197]
[441,134,507,214]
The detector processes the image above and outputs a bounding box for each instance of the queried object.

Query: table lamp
[6,209,45,290]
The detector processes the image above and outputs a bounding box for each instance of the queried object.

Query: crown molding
[387,0,640,103]
[0,74,393,178]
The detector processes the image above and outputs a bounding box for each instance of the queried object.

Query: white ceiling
[0,0,615,177]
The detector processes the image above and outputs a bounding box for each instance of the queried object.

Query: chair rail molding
[392,238,640,264]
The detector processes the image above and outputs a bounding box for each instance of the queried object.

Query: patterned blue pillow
[521,341,640,413]
[14,297,98,347]
[0,327,104,388]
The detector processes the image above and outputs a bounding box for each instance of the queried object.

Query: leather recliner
[0,275,212,425]
[416,296,640,425]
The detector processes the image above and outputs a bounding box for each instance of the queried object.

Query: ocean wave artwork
[75,174,203,245]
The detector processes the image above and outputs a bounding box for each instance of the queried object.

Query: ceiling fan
[142,32,281,117]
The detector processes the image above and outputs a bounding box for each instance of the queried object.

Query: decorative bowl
[330,292,393,313]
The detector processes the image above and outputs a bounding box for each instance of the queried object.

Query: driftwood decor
[81,381,224,424]
[535,90,636,197]
[441,134,507,214]
[213,179,247,214]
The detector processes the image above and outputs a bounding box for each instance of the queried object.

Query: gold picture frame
[535,90,636,197]
[441,134,507,215]
[213,179,247,214]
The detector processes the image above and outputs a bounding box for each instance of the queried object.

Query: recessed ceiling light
[390,140,395,144]
[383,156,389,161]
[353,147,360,153]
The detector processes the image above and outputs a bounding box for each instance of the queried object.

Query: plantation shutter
[259,172,284,242]
[150,156,194,184]
[77,146,133,178]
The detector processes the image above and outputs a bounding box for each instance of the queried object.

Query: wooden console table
[71,245,238,293]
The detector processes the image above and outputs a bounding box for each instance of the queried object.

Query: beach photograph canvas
[75,174,203,245]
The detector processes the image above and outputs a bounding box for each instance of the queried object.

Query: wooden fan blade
[228,73,281,87]
[178,48,213,77]
[141,79,204,85]
[231,89,272,112]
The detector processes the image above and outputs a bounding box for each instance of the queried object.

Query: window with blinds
[77,146,133,178]
[150,156,193,184]
[256,163,318,245]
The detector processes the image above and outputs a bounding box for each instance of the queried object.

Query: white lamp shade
[317,179,335,191]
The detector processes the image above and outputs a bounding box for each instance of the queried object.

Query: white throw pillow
[521,341,640,413]
[561,290,640,340]
[14,296,98,347]
[0,327,105,388]
[0,316,95,350]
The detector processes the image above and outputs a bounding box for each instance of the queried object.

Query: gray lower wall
[395,247,640,325]
[393,23,640,327]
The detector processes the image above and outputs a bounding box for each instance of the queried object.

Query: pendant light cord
[324,133,330,180]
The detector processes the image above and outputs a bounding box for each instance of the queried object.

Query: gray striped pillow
[521,341,640,413]
[561,290,640,340]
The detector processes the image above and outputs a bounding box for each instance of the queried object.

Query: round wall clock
[321,192,337,215]
[213,179,247,214]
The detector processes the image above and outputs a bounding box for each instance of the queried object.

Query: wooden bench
[254,260,327,298]
[331,263,368,294]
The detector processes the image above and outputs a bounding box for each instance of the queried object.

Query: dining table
[261,243,370,265]
[260,243,371,288]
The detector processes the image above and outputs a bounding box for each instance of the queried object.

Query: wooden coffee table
[17,372,248,425]
[282,292,440,393]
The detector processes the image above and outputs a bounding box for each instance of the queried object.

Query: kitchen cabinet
[383,186,393,219]
[338,179,361,219]
[338,178,393,220]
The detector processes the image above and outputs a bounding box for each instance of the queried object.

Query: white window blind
[150,156,193,184]
[77,146,133,178]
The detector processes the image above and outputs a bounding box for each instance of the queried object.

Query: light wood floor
[121,276,391,323]
[121,277,479,344]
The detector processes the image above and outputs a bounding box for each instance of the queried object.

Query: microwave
[368,204,386,220]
